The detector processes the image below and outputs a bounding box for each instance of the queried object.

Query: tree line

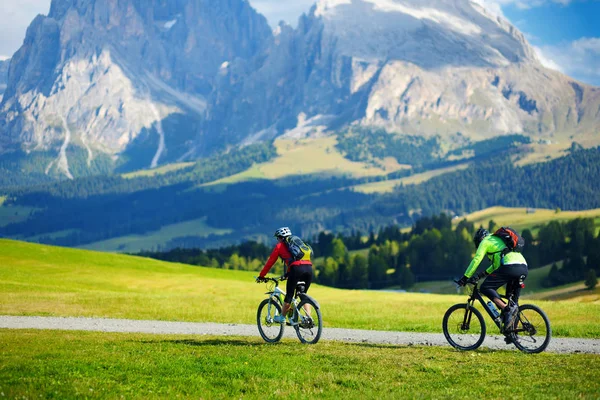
[1,146,599,253]
[138,213,600,290]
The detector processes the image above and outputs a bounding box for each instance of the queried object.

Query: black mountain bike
[442,274,551,353]
[255,276,323,344]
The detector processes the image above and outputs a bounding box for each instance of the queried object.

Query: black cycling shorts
[480,263,528,302]
[285,264,313,303]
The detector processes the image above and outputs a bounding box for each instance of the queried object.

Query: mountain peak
[311,0,536,68]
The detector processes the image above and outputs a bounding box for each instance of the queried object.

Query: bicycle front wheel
[509,304,551,354]
[442,304,486,351]
[293,299,322,344]
[256,298,284,343]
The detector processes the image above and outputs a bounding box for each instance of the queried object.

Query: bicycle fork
[265,287,286,324]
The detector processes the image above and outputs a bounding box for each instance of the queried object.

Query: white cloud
[532,46,564,72]
[474,0,576,14]
[249,0,314,27]
[536,38,600,86]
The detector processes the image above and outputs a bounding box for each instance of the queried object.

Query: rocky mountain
[0,59,9,101]
[216,0,600,145]
[0,0,272,177]
[1,0,599,180]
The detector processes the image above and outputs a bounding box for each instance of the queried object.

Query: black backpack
[286,235,313,261]
[493,227,525,254]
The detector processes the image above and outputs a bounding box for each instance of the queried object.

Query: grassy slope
[80,217,232,253]
[352,163,470,194]
[2,330,599,399]
[1,239,599,338]
[203,137,404,188]
[121,161,195,179]
[0,204,38,227]
[457,206,600,236]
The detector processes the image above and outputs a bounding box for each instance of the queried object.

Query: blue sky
[0,0,598,85]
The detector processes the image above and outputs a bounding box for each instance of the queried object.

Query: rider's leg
[281,302,291,316]
[480,272,509,309]
[300,266,313,316]
[278,269,296,321]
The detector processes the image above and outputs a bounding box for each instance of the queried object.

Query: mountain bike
[255,276,323,344]
[442,273,551,353]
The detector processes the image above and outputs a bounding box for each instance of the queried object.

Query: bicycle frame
[264,279,317,327]
[464,284,503,331]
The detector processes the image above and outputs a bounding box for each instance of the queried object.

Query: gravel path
[2,316,599,354]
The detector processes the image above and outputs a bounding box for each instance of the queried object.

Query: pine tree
[585,270,598,290]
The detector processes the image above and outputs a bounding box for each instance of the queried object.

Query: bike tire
[442,303,486,351]
[256,298,284,343]
[509,304,551,354]
[293,299,322,344]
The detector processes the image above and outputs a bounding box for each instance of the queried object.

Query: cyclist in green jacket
[457,228,528,328]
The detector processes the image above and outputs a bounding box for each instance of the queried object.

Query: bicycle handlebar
[254,275,287,283]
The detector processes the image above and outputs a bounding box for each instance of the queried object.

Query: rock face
[0,59,8,102]
[1,0,599,179]
[215,0,600,145]
[0,0,272,176]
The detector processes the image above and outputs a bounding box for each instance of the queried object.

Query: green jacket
[464,235,527,278]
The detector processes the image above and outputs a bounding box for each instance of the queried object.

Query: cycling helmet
[274,227,292,238]
[473,228,490,248]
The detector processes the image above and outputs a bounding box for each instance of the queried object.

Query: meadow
[80,217,232,253]
[1,330,599,399]
[457,206,600,236]
[1,239,599,338]
[2,239,600,399]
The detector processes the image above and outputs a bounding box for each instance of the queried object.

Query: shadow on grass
[138,338,279,347]
[138,338,512,353]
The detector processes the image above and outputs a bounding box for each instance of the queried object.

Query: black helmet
[473,228,489,248]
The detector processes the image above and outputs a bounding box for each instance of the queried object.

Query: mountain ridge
[0,0,599,181]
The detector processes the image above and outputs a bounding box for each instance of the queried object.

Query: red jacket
[259,241,312,278]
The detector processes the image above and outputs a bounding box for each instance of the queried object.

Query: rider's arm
[258,243,282,278]
[485,251,503,275]
[463,239,491,278]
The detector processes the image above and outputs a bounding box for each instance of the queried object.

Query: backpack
[493,227,525,254]
[286,235,313,262]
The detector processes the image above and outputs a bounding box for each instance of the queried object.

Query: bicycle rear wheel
[293,299,322,344]
[509,304,551,354]
[442,304,486,351]
[256,298,284,343]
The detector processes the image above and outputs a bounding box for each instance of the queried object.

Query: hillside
[456,206,600,236]
[1,146,599,252]
[1,239,599,337]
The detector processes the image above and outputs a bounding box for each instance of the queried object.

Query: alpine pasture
[1,239,600,398]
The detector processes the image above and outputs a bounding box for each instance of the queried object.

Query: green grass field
[202,137,404,189]
[79,217,232,253]
[0,204,39,227]
[458,206,600,236]
[1,239,599,338]
[121,161,195,179]
[1,330,599,399]
[2,239,600,399]
[352,163,470,194]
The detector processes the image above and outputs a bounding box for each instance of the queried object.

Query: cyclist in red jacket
[256,227,313,323]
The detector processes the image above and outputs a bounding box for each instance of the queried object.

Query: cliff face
[1,0,599,180]
[0,0,272,176]
[213,0,599,146]
[0,59,9,101]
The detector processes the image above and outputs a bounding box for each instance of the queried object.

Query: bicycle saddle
[296,281,306,294]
